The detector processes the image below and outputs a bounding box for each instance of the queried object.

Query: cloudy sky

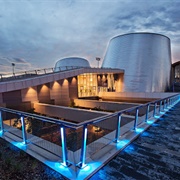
[0,0,179,74]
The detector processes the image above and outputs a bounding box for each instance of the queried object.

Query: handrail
[0,66,123,82]
[0,94,179,129]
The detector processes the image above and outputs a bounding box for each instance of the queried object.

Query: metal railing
[0,94,179,168]
[0,66,83,82]
[0,66,122,82]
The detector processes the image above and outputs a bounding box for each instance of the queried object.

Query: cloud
[0,56,32,74]
[0,0,179,72]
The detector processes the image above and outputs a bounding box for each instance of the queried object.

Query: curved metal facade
[54,57,90,71]
[102,33,171,92]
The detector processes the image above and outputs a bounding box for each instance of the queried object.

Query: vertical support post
[0,110,4,134]
[20,115,27,144]
[133,108,139,130]
[80,124,88,168]
[153,102,157,117]
[60,126,68,166]
[167,99,170,108]
[163,100,166,110]
[115,113,122,142]
[145,104,150,122]
[159,101,162,113]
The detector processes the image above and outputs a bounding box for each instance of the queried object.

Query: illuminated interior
[175,64,180,80]
[77,73,120,97]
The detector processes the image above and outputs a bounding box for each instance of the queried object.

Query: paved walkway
[90,102,180,180]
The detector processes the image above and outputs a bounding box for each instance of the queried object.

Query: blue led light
[0,130,3,136]
[81,164,91,171]
[116,139,130,149]
[154,115,161,119]
[81,127,88,168]
[44,161,73,179]
[135,128,144,133]
[146,120,154,125]
[12,141,27,150]
[60,127,67,166]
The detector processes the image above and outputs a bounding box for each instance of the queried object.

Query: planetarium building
[102,33,172,92]
[54,57,90,71]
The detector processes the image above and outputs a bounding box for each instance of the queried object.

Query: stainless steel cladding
[54,57,90,71]
[102,33,171,92]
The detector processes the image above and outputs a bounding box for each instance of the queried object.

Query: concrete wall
[74,99,155,117]
[33,102,108,122]
[21,86,38,103]
[74,99,138,112]
[68,77,78,100]
[0,77,79,109]
[37,83,51,104]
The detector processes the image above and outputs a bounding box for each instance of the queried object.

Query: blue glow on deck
[116,139,130,149]
[44,160,73,179]
[141,131,151,137]
[152,123,160,127]
[12,141,27,150]
[0,130,3,137]
[124,144,135,153]
[146,120,154,125]
[77,162,102,180]
[135,128,144,133]
[154,115,161,119]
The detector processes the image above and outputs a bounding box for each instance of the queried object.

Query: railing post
[145,104,150,122]
[0,110,4,134]
[79,124,88,168]
[20,115,27,144]
[167,99,170,108]
[163,100,166,110]
[153,102,157,117]
[159,101,162,113]
[133,108,139,130]
[115,113,122,142]
[60,125,68,166]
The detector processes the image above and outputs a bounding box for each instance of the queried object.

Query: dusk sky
[0,0,179,74]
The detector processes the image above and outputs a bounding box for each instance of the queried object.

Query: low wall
[33,103,135,130]
[74,99,155,117]
[98,92,178,103]
[74,99,139,112]
[33,103,109,123]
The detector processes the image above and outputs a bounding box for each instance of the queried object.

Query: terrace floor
[1,100,179,180]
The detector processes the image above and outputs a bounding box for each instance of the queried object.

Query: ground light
[116,139,130,149]
[135,128,144,134]
[0,130,3,137]
[11,141,27,150]
[154,115,161,119]
[146,120,154,125]
[77,162,102,180]
[44,160,73,179]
